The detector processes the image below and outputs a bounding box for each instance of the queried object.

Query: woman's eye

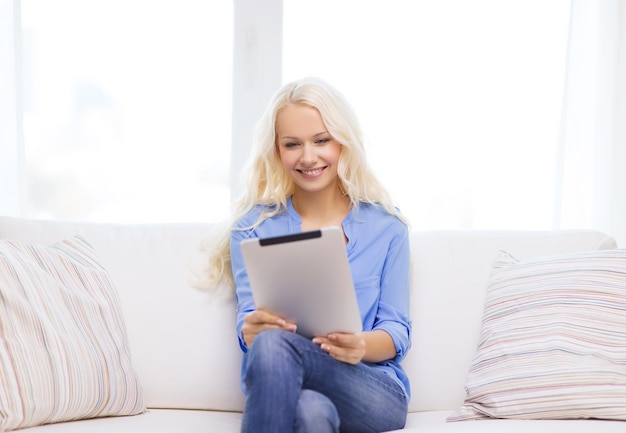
[315,138,330,145]
[284,142,299,148]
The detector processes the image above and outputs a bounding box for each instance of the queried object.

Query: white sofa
[1,216,624,433]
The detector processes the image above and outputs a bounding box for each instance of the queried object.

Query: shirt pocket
[353,275,381,327]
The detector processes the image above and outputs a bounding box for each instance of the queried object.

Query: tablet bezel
[240,226,363,338]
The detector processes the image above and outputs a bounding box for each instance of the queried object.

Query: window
[21,0,232,223]
[283,0,571,230]
[13,1,572,229]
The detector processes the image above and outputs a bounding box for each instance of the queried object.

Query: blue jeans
[241,330,408,433]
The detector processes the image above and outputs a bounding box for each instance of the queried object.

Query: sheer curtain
[556,0,626,247]
[0,0,24,216]
[283,0,571,231]
[3,0,234,223]
[2,0,625,242]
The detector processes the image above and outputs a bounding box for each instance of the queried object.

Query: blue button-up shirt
[230,197,412,398]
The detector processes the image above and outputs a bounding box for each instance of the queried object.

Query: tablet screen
[241,226,362,338]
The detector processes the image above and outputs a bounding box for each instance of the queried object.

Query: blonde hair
[197,77,405,291]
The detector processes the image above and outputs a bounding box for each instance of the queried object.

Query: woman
[207,77,411,433]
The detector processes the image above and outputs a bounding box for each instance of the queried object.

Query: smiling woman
[200,76,413,433]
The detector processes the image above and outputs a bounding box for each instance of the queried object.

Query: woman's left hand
[312,333,366,365]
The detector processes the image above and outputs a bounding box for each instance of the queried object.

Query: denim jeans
[241,329,408,433]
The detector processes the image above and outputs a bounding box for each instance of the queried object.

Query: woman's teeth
[301,168,323,176]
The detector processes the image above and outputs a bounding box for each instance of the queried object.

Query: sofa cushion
[449,249,626,421]
[0,217,246,412]
[0,236,145,431]
[15,408,626,433]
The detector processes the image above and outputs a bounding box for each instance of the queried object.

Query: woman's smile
[297,166,327,178]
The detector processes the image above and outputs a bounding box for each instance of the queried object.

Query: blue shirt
[230,197,412,398]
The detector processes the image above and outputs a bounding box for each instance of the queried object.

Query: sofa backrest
[0,217,616,413]
[405,230,616,412]
[0,217,244,412]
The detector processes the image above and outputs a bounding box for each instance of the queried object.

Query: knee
[294,390,339,433]
[248,329,289,357]
[246,329,296,373]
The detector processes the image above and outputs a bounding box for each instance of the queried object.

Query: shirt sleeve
[373,222,412,362]
[230,225,256,353]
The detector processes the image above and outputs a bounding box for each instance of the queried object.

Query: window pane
[21,0,232,223]
[283,0,570,230]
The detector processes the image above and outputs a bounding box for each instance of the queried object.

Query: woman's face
[275,104,342,195]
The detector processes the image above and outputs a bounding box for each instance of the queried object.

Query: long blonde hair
[197,77,405,291]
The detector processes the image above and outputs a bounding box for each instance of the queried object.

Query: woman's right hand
[242,310,297,348]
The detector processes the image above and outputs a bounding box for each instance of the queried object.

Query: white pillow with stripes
[448,249,626,422]
[0,236,145,431]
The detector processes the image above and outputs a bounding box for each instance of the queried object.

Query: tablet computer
[240,226,362,338]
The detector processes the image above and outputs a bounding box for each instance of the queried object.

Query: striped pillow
[0,236,145,431]
[448,249,626,422]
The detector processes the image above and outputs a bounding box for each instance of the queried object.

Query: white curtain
[556,0,626,247]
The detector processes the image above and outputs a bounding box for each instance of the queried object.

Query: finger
[312,336,329,346]
[243,321,296,348]
[244,313,297,338]
[318,341,345,357]
[258,310,297,331]
[246,310,287,326]
[327,333,363,349]
[321,343,361,365]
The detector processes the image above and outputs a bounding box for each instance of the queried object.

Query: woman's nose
[300,143,317,164]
